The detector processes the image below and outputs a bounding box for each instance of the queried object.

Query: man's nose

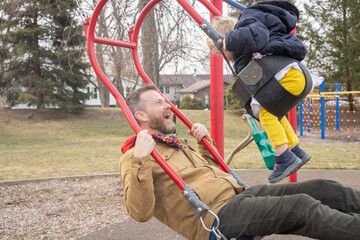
[164,102,171,109]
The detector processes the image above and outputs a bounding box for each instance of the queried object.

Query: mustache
[164,111,172,117]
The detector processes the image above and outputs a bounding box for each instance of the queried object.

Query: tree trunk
[95,43,110,108]
[95,10,110,108]
[139,0,160,85]
[346,80,356,112]
[33,10,43,109]
[0,94,6,108]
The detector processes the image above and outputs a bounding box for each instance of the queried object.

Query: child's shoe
[291,145,311,167]
[268,149,302,183]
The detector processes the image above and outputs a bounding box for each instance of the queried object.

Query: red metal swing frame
[83,0,232,191]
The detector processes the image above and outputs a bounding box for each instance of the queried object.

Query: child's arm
[225,17,269,54]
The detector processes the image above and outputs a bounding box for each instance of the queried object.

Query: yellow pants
[259,68,305,149]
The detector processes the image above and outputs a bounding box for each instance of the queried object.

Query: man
[119,84,360,240]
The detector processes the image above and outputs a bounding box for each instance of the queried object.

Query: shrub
[180,95,203,110]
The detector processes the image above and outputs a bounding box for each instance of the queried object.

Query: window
[205,94,209,105]
[165,86,170,94]
[93,88,98,99]
[159,86,164,94]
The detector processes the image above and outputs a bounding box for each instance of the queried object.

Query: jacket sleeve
[266,34,307,61]
[197,139,220,167]
[119,151,155,222]
[225,17,269,54]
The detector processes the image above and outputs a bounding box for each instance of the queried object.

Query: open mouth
[164,113,171,120]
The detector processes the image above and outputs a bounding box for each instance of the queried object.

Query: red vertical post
[288,27,297,182]
[288,108,297,182]
[210,0,224,157]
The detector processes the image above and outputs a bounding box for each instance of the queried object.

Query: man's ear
[134,111,147,122]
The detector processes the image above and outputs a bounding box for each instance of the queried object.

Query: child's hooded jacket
[225,1,306,74]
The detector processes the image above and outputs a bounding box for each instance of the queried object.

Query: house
[158,74,234,107]
[178,75,233,108]
[2,74,234,109]
[85,84,117,107]
[158,74,200,107]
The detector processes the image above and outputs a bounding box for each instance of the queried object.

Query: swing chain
[200,210,228,240]
[174,6,181,107]
[75,0,88,24]
[118,2,132,30]
[213,228,228,240]
[151,32,157,83]
[147,6,158,84]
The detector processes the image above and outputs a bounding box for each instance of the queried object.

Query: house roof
[179,80,210,93]
[178,75,234,94]
[159,74,234,89]
[159,74,199,88]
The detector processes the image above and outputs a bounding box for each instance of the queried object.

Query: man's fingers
[189,123,209,142]
[134,130,155,157]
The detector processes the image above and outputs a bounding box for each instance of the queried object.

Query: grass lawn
[1,108,359,181]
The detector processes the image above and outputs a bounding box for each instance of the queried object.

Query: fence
[299,82,360,139]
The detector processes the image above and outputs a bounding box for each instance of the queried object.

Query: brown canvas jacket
[119,138,246,240]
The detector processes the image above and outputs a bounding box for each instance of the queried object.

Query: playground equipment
[225,114,275,170]
[299,81,360,139]
[83,0,304,238]
[83,0,255,238]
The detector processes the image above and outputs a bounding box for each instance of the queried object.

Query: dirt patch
[299,130,360,145]
[0,176,128,240]
[1,171,359,240]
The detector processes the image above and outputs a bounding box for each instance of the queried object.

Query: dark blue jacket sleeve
[265,34,307,60]
[225,17,269,54]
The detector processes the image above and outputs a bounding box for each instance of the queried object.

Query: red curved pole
[85,0,231,189]
[129,0,228,172]
[198,0,222,16]
[86,0,186,190]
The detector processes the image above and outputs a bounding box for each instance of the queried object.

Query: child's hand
[222,39,234,62]
[223,39,227,51]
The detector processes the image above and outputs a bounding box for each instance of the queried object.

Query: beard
[148,112,176,135]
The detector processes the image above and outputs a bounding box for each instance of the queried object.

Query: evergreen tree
[300,0,360,110]
[0,0,89,111]
[224,83,242,110]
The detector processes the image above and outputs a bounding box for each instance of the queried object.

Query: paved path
[78,169,360,240]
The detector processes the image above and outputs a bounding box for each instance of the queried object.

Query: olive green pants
[218,179,360,240]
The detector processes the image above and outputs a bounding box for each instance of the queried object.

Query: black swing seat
[232,55,313,120]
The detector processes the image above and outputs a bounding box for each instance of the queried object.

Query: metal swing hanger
[84,0,247,237]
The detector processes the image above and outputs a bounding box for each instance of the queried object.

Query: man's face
[140,90,176,135]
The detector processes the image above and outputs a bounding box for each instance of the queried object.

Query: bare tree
[82,0,141,107]
[139,0,212,80]
[81,0,213,107]
[94,2,110,107]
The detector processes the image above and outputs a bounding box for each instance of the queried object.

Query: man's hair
[206,16,237,54]
[126,84,158,116]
